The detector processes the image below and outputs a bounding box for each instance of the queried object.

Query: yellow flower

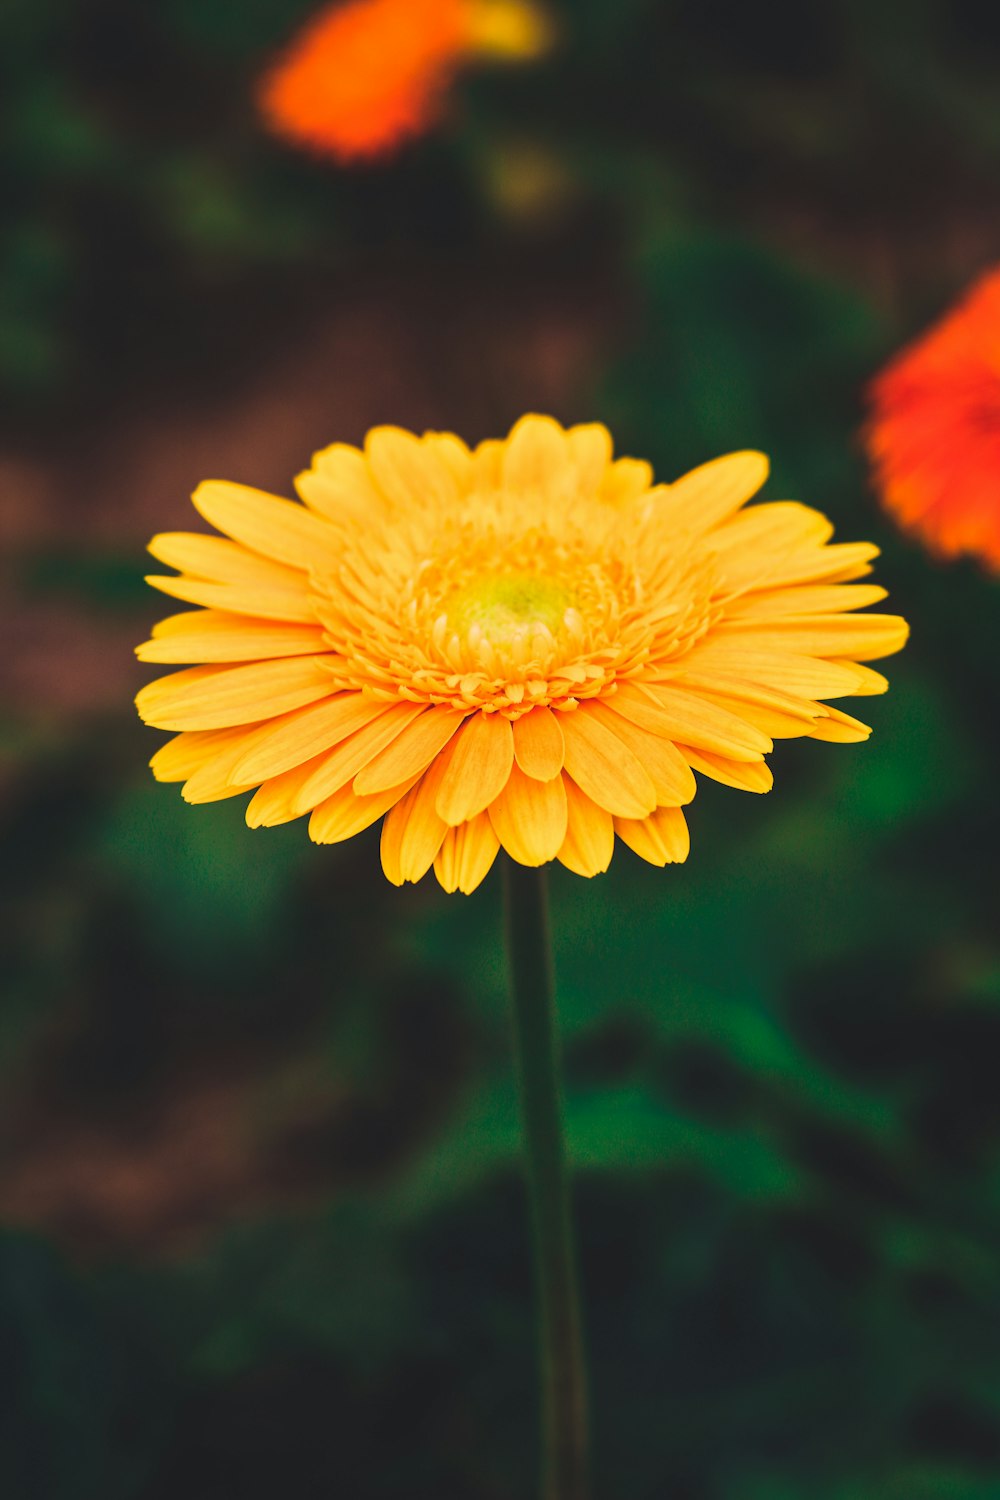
[136,416,908,893]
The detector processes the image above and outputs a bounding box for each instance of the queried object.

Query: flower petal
[353,707,468,795]
[566,423,612,494]
[182,736,260,804]
[611,682,771,761]
[614,806,690,865]
[682,747,773,793]
[245,753,333,826]
[489,763,568,865]
[725,583,889,620]
[144,572,315,623]
[136,658,335,731]
[148,532,305,586]
[433,812,501,893]
[715,612,910,661]
[137,612,328,663]
[296,443,382,522]
[669,643,868,701]
[365,427,459,508]
[380,751,454,884]
[560,705,657,819]
[292,700,428,813]
[502,414,572,493]
[656,451,769,534]
[232,693,392,783]
[589,700,696,805]
[149,726,247,782]
[192,481,336,570]
[309,775,421,843]
[435,711,515,826]
[809,706,872,743]
[557,777,614,877]
[511,706,564,781]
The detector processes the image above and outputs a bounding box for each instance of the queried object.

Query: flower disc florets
[136,415,908,892]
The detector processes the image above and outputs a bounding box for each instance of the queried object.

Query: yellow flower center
[446,573,576,645]
[309,461,720,717]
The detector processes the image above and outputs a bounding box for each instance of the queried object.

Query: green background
[2,1,999,1496]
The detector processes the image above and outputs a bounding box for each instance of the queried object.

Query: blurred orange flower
[865,266,1000,570]
[258,0,552,162]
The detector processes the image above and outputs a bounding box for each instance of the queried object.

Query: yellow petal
[753,541,880,589]
[566,423,612,494]
[472,438,504,487]
[136,658,335,732]
[148,532,305,586]
[353,707,468,795]
[245,754,332,826]
[182,734,260,804]
[680,687,820,741]
[671,643,868,701]
[365,427,459,509]
[502,414,571,493]
[137,612,327,663]
[560,705,657,819]
[614,806,690,865]
[191,481,336,570]
[613,682,771,761]
[292,701,428,814]
[423,432,474,492]
[144,572,314,623]
[380,752,454,884]
[809,706,872,743]
[656,451,769,534]
[682,747,773,793]
[598,457,653,507]
[433,812,501,894]
[556,777,614,877]
[488,762,568,865]
[670,671,821,725]
[296,443,382,522]
[589,700,696,805]
[511,706,564,781]
[150,726,247,783]
[435,711,515,826]
[309,775,421,843]
[232,693,392,783]
[725,583,889,620]
[839,662,889,695]
[715,612,910,661]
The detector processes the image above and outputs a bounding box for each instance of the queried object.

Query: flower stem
[503,860,589,1500]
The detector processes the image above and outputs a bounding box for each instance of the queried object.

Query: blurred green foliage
[3,1,1000,1498]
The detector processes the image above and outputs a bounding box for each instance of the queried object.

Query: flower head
[258,0,551,162]
[136,416,908,893]
[865,265,1000,570]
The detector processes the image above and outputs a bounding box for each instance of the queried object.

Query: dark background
[2,2,1000,1496]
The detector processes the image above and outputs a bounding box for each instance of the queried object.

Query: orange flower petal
[559,706,657,819]
[488,762,568,865]
[557,777,614,877]
[511,705,564,781]
[435,711,514,825]
[433,811,501,893]
[614,806,690,866]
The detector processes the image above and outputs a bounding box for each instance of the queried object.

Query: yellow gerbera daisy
[136,415,908,892]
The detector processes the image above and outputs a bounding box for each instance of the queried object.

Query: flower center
[446,572,576,647]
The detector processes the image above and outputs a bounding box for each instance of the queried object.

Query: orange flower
[258,0,551,161]
[136,417,907,893]
[865,266,1000,570]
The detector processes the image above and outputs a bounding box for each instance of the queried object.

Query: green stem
[503,860,589,1500]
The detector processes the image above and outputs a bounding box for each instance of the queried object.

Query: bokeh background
[3,2,1000,1497]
